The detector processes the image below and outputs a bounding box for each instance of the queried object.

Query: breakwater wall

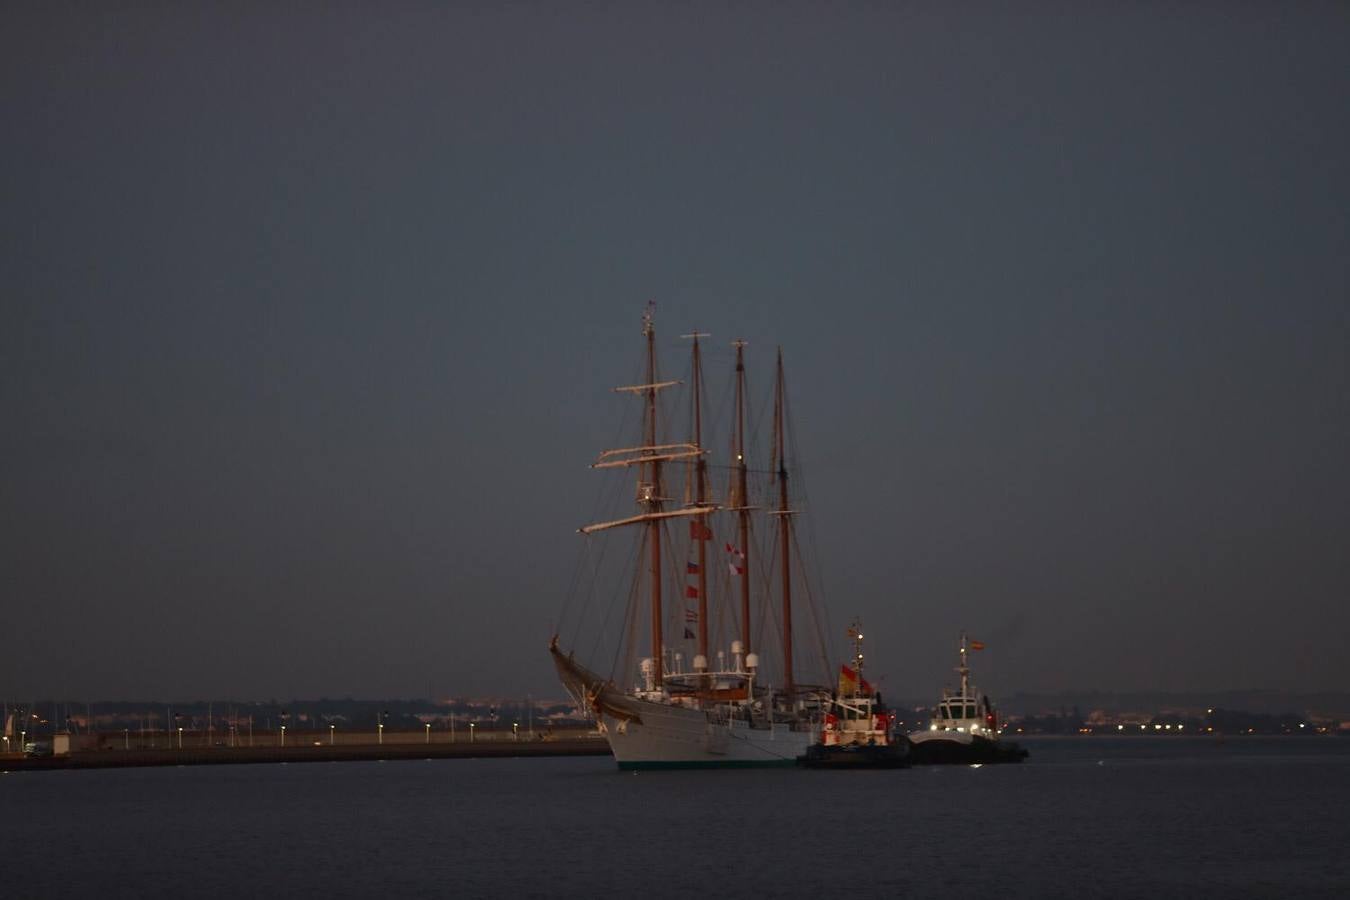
[2,729,609,772]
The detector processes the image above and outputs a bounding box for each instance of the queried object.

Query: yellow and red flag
[838,664,874,695]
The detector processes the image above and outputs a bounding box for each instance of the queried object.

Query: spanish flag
[838,665,856,695]
[838,664,874,695]
[970,639,986,651]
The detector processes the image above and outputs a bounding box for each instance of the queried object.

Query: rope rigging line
[605,527,646,687]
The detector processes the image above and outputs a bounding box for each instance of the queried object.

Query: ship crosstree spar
[550,305,833,768]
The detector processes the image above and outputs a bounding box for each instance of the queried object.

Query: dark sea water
[3,737,1347,898]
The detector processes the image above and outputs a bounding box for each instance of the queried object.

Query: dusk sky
[3,3,1347,702]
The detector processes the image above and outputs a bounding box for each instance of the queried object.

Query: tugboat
[907,633,1028,765]
[798,621,909,769]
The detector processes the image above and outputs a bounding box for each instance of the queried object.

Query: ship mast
[577,307,717,692]
[774,348,795,700]
[683,331,711,667]
[643,310,663,688]
[731,339,752,659]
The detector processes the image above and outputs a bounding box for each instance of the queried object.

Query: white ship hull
[551,639,812,769]
[600,699,810,769]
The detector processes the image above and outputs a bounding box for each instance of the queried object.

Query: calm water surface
[3,737,1347,898]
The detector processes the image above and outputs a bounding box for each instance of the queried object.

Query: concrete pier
[1,728,609,772]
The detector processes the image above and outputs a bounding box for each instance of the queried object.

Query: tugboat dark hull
[907,735,1028,765]
[798,740,911,769]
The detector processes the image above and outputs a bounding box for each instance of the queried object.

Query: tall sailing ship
[549,306,828,768]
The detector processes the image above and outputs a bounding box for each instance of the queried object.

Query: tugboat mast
[957,632,970,698]
[848,619,865,698]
